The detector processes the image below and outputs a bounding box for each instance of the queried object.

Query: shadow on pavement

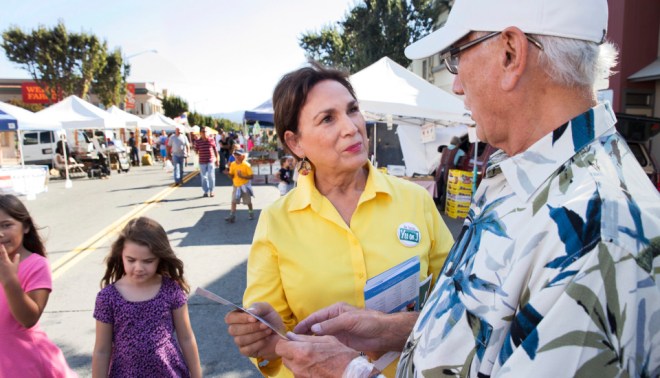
[169,209,261,247]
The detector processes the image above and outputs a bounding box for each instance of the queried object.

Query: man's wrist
[342,355,379,378]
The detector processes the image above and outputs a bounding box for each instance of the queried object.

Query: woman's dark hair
[0,194,46,256]
[100,217,190,293]
[273,61,357,158]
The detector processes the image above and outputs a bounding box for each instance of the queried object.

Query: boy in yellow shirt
[224,148,254,223]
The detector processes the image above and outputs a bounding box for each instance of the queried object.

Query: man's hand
[277,334,358,378]
[294,302,417,353]
[225,302,284,361]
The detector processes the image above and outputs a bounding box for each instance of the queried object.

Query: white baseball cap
[405,0,608,60]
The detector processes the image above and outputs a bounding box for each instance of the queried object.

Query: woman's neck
[314,165,368,197]
[314,166,369,226]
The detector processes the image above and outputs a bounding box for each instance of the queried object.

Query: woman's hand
[0,244,20,286]
[225,302,284,361]
[294,302,418,353]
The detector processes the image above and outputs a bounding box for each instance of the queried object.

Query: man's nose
[452,75,464,95]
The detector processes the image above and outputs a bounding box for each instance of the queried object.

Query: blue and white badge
[397,223,421,247]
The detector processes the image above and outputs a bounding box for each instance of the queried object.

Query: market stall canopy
[0,108,17,131]
[107,105,147,129]
[244,99,274,125]
[140,113,191,132]
[350,57,473,126]
[37,95,124,130]
[0,101,62,131]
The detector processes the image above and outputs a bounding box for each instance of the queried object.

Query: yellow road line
[51,170,199,280]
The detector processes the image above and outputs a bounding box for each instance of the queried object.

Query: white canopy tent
[0,101,62,168]
[350,57,474,176]
[0,101,62,132]
[140,113,191,133]
[107,105,148,130]
[37,95,124,130]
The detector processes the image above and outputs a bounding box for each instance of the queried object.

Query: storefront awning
[629,58,660,82]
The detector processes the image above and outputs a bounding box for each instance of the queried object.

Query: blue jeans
[172,155,185,184]
[199,162,216,193]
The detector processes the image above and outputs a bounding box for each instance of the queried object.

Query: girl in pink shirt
[0,194,76,377]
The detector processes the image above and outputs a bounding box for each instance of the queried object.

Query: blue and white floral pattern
[397,104,660,377]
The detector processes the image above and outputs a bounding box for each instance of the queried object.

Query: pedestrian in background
[194,127,219,197]
[224,148,254,223]
[0,194,76,377]
[167,127,189,185]
[92,217,201,378]
[158,130,169,167]
[215,129,225,170]
[276,155,294,196]
[128,132,140,167]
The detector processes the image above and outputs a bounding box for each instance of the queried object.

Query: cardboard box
[447,183,473,196]
[447,169,474,186]
[446,194,472,204]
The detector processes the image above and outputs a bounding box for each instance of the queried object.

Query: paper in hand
[194,287,290,339]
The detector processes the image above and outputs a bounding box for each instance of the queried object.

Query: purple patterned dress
[94,276,190,377]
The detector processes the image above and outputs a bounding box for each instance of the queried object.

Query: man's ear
[499,27,530,91]
[284,131,303,157]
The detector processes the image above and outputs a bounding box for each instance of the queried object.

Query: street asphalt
[21,162,465,377]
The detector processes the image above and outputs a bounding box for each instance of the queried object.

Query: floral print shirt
[398,103,660,377]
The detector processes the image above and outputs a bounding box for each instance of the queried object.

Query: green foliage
[299,0,448,72]
[1,21,116,102]
[215,118,239,131]
[161,95,188,119]
[94,48,131,107]
[5,99,44,112]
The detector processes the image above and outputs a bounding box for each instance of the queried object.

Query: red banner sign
[21,83,54,104]
[125,83,136,109]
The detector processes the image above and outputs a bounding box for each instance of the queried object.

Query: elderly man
[236,0,660,377]
[168,126,189,185]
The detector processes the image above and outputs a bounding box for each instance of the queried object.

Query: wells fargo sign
[21,83,56,104]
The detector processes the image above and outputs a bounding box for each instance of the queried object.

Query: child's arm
[92,320,113,378]
[0,248,49,328]
[173,304,202,378]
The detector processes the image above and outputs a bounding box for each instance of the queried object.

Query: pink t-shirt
[0,253,76,377]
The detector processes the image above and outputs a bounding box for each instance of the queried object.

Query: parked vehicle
[22,130,62,167]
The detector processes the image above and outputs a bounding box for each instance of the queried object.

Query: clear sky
[0,0,357,115]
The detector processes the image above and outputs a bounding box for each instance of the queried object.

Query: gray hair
[476,31,618,89]
[531,34,618,88]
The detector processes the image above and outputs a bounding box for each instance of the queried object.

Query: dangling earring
[298,157,312,176]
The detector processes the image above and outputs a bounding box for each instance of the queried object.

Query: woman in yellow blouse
[225,63,454,377]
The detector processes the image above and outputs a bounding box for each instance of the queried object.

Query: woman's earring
[298,157,312,176]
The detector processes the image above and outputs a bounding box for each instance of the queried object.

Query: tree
[162,95,188,119]
[94,48,131,107]
[2,21,111,102]
[299,0,447,73]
